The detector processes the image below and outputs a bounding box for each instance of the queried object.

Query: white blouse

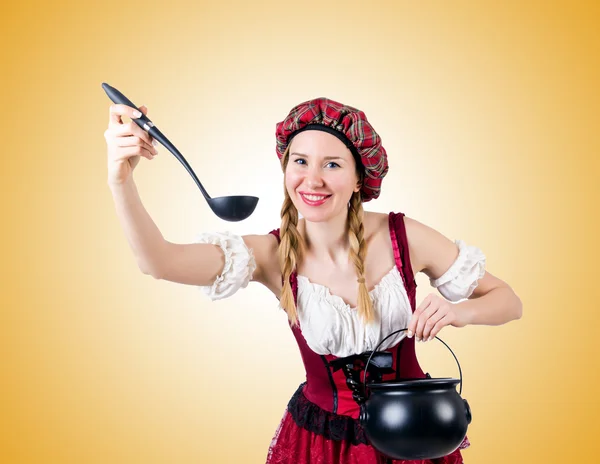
[196,232,486,357]
[297,266,412,357]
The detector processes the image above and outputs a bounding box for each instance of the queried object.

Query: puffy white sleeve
[429,239,486,302]
[194,231,257,301]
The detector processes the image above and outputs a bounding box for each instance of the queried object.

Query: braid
[278,146,305,326]
[348,190,376,324]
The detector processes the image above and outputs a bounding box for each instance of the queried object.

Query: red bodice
[269,212,427,420]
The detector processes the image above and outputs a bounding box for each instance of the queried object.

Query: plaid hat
[275,97,389,202]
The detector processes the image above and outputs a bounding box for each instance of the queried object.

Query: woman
[105,97,522,463]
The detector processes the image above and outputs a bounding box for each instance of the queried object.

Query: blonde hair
[278,145,376,326]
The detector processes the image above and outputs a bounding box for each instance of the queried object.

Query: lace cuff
[194,231,257,301]
[430,239,486,302]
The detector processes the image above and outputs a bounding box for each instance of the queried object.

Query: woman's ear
[354,170,364,193]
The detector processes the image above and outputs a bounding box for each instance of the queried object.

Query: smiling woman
[106,96,521,464]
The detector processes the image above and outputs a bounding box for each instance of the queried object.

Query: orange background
[1,1,598,462]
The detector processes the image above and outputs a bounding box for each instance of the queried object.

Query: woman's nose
[306,169,324,188]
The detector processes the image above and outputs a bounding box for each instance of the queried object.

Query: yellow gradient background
[1,1,598,462]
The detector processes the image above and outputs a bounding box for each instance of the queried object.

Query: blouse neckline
[296,266,401,311]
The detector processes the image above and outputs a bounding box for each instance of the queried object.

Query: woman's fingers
[107,104,157,147]
[408,294,432,338]
[116,145,156,161]
[421,310,447,341]
[105,123,158,163]
[112,122,156,148]
[116,135,157,157]
[415,305,440,341]
[108,103,143,127]
[428,314,452,341]
[409,294,454,341]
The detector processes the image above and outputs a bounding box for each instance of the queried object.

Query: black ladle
[102,83,259,222]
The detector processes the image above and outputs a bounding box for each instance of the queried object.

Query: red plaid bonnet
[275,97,389,203]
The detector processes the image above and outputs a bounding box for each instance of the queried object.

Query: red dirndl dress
[265,212,470,464]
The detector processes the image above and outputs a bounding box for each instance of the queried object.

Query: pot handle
[363,328,464,396]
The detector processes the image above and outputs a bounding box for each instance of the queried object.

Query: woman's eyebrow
[290,152,344,161]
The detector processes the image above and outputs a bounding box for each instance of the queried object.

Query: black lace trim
[286,382,368,446]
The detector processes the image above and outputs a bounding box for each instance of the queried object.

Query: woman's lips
[300,193,332,206]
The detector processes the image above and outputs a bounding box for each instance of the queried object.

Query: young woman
[105,97,522,464]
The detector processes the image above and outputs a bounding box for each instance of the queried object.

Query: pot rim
[367,377,461,390]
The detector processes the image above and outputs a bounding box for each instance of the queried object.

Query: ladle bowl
[102,83,259,221]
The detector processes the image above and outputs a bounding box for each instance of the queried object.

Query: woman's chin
[301,212,329,223]
[294,205,325,220]
[297,205,344,223]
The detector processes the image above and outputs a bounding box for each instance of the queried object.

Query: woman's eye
[292,159,339,168]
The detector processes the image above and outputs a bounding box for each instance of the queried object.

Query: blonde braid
[348,190,376,324]
[278,146,305,326]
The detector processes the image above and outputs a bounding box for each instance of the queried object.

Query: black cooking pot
[359,328,472,460]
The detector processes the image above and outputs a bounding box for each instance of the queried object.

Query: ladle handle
[363,328,464,396]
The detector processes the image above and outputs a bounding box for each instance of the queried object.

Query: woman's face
[285,130,361,223]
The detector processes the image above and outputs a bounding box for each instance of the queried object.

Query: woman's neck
[300,210,352,267]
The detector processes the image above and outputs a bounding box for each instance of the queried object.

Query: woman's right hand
[104,104,159,185]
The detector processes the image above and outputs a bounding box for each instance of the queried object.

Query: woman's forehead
[289,130,353,161]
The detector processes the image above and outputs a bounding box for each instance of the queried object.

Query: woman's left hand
[407,294,469,342]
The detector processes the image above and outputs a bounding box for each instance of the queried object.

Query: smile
[300,193,332,206]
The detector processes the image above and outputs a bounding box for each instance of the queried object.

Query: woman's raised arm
[105,103,279,293]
